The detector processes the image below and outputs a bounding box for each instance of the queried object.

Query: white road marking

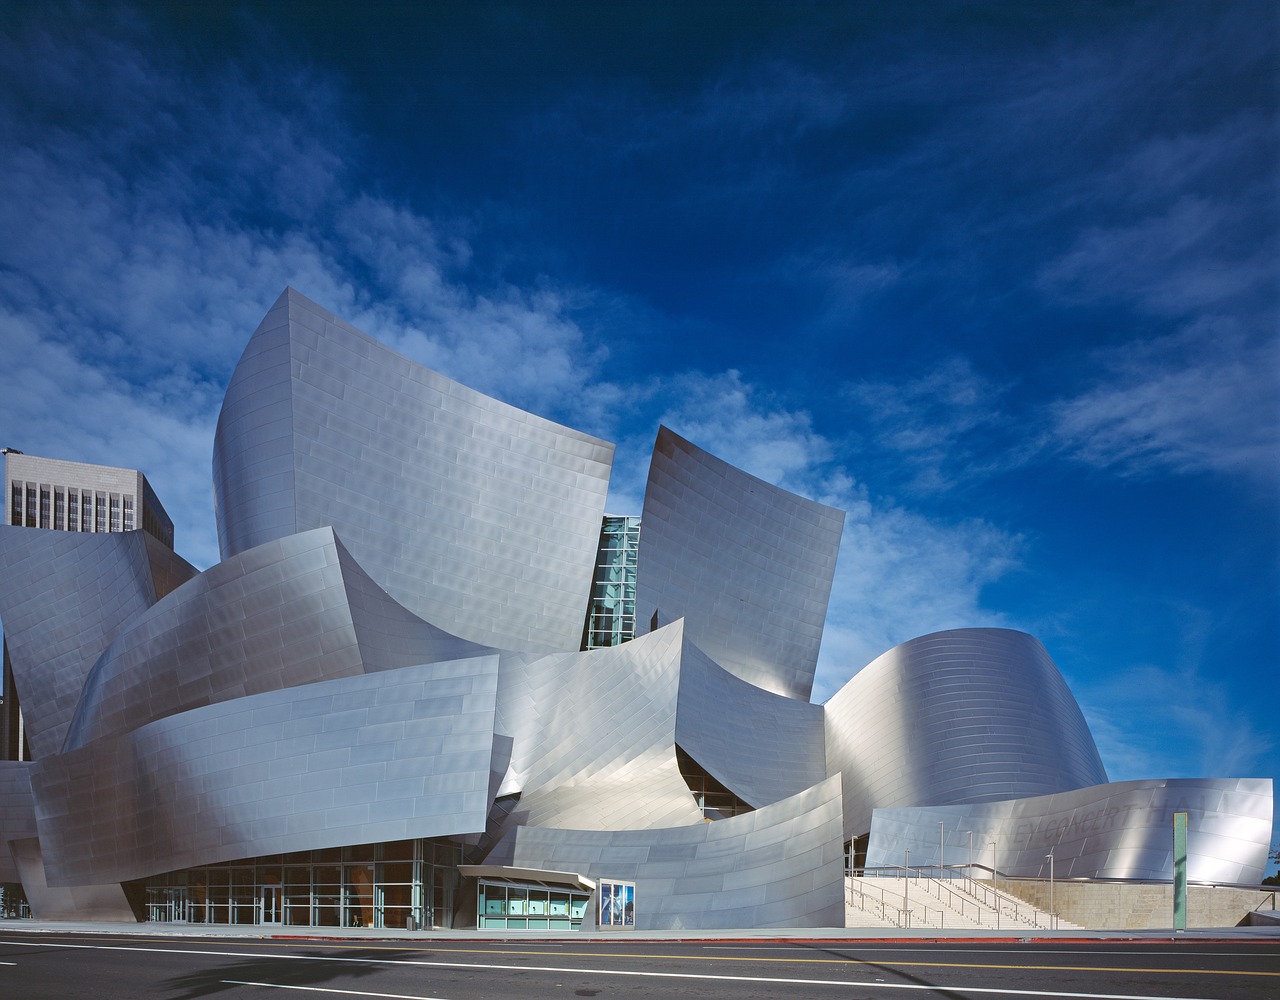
[225,982,454,1000]
[0,938,1235,999]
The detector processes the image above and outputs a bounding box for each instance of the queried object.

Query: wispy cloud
[0,7,623,566]
[1050,323,1279,484]
[1031,70,1278,486]
[842,357,1029,493]
[646,370,1022,698]
[1077,660,1275,781]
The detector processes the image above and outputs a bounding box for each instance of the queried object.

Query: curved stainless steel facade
[675,639,827,809]
[635,426,844,700]
[865,777,1274,883]
[36,657,501,887]
[825,628,1109,840]
[0,526,196,759]
[213,289,614,655]
[0,762,36,883]
[64,527,493,750]
[493,622,702,835]
[2,288,1271,929]
[486,774,847,930]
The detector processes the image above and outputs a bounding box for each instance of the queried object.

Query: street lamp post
[1046,850,1055,930]
[904,847,910,927]
[989,840,998,885]
[939,821,945,878]
[968,831,973,876]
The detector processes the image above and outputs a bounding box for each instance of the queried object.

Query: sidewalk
[2,916,1278,944]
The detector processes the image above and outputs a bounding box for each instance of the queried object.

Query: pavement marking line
[215,978,1223,1000]
[2,937,1278,981]
[0,940,1246,999]
[10,937,1269,973]
[225,981,454,1000]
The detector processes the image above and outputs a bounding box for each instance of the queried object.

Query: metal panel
[34,657,500,887]
[0,527,192,758]
[493,621,703,835]
[213,289,614,653]
[675,638,826,808]
[865,777,1274,883]
[0,761,37,882]
[635,426,844,700]
[63,527,494,749]
[825,628,1109,841]
[9,837,137,920]
[485,775,846,930]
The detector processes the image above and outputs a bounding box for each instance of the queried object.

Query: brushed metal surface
[0,526,195,759]
[635,426,844,700]
[825,628,1109,841]
[213,289,612,654]
[865,777,1274,883]
[486,774,846,930]
[64,527,495,750]
[36,657,500,886]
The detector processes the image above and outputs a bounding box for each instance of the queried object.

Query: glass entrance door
[261,885,283,924]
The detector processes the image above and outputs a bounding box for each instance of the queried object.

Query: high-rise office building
[3,449,175,549]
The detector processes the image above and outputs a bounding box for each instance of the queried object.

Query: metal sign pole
[1173,811,1188,931]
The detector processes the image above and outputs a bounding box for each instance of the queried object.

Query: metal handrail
[852,867,1059,930]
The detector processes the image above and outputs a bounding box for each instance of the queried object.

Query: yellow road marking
[6,933,1279,979]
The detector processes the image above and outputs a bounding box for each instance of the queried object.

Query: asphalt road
[1,933,1278,1000]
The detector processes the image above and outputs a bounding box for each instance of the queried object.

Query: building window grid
[478,880,590,930]
[583,516,641,650]
[5,481,135,535]
[143,839,461,929]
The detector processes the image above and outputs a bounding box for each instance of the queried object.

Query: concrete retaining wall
[986,880,1278,930]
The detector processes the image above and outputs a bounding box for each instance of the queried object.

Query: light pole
[989,840,998,885]
[1046,850,1055,930]
[939,821,945,878]
[968,831,973,876]
[904,847,909,927]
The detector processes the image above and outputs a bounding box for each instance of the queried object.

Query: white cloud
[646,370,1022,701]
[1050,323,1279,484]
[1038,196,1273,319]
[1033,99,1279,487]
[0,8,623,567]
[814,508,1019,702]
[655,370,834,489]
[843,357,1027,492]
[1076,661,1275,781]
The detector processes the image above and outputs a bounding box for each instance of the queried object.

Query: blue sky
[1,3,1276,864]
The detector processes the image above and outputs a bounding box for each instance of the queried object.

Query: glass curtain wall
[581,516,640,650]
[144,838,462,929]
[477,879,591,930]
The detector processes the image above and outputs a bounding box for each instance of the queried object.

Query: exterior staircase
[846,870,1079,931]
